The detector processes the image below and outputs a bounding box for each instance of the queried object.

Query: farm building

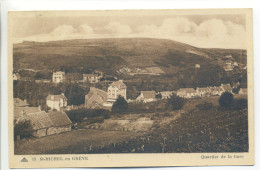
[136,91,156,103]
[196,87,211,97]
[108,80,127,100]
[177,88,197,98]
[46,93,67,111]
[15,111,72,138]
[46,111,72,136]
[239,88,247,95]
[52,71,65,83]
[85,87,108,109]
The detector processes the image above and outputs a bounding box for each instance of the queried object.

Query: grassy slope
[13,38,246,74]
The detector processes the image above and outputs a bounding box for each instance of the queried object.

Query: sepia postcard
[8,9,254,168]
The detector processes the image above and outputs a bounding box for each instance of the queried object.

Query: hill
[13,38,246,74]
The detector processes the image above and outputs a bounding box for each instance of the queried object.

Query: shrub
[233,99,248,110]
[112,95,128,113]
[14,119,34,140]
[167,94,185,110]
[196,102,214,110]
[219,91,234,107]
[155,93,162,99]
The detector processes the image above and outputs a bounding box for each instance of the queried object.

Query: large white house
[52,71,65,83]
[46,93,67,111]
[107,80,127,101]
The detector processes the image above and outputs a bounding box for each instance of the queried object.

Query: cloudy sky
[12,13,246,49]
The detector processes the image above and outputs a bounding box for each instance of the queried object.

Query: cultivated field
[14,129,144,154]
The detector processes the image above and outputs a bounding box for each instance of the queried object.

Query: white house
[177,88,197,98]
[52,71,65,83]
[136,91,156,103]
[107,80,127,101]
[209,86,224,96]
[83,73,102,83]
[13,73,21,80]
[239,88,247,95]
[46,93,67,111]
[196,87,211,97]
[160,91,176,99]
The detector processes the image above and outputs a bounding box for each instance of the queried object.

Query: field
[14,96,248,154]
[15,129,144,155]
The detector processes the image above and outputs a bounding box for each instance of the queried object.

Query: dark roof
[178,88,196,93]
[14,107,40,119]
[46,93,67,101]
[140,91,156,99]
[14,98,29,107]
[47,111,72,126]
[26,111,54,130]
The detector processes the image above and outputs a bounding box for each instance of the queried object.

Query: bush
[112,95,128,113]
[14,119,34,140]
[219,91,234,107]
[196,102,214,110]
[66,108,110,123]
[233,99,248,110]
[167,94,185,110]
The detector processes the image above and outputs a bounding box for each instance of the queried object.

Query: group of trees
[218,91,247,110]
[14,81,89,108]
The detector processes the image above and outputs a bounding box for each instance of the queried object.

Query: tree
[14,119,34,140]
[167,94,185,110]
[112,95,128,113]
[232,86,240,94]
[219,91,234,107]
[155,93,162,99]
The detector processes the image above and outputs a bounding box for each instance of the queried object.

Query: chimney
[38,105,41,111]
[24,99,27,103]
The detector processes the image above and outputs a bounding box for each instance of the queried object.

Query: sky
[12,13,247,49]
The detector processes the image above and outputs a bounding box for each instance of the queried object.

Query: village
[13,68,247,140]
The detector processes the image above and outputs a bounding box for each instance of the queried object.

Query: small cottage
[209,86,224,96]
[46,93,67,111]
[177,88,197,98]
[221,83,232,93]
[239,88,247,95]
[136,91,156,103]
[196,87,211,97]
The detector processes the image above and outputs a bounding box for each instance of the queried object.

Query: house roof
[140,91,156,99]
[177,88,196,93]
[85,87,107,108]
[14,98,29,107]
[47,111,72,127]
[14,107,40,119]
[83,73,99,77]
[53,71,65,75]
[197,87,210,92]
[86,87,107,99]
[221,84,232,91]
[109,80,126,88]
[26,111,54,130]
[209,86,223,92]
[46,93,67,101]
[240,88,247,93]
